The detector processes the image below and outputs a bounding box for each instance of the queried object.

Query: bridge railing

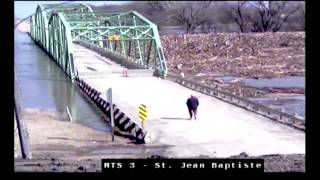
[29,3,94,80]
[166,72,305,131]
[30,3,169,79]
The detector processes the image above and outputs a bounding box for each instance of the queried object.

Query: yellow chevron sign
[138,104,147,121]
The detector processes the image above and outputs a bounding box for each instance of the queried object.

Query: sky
[14,1,131,19]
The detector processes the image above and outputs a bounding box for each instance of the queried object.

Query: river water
[221,76,305,120]
[15,30,305,126]
[221,76,305,88]
[14,31,111,132]
[250,96,305,120]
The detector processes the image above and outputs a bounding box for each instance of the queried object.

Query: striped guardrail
[74,77,147,143]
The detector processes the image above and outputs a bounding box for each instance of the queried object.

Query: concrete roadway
[73,44,305,158]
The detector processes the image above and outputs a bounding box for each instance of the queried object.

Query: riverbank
[14,109,131,171]
[161,32,305,98]
[14,109,305,172]
[14,109,134,159]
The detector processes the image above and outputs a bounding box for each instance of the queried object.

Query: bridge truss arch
[30,3,168,80]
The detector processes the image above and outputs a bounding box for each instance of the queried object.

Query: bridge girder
[30,3,92,79]
[30,3,167,80]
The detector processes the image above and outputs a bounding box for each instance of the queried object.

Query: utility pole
[14,75,31,159]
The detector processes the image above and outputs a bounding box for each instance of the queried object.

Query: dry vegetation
[161,32,305,97]
[162,32,305,78]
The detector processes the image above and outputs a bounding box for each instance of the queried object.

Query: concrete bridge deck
[73,44,305,158]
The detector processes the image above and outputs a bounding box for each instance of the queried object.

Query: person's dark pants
[188,108,197,120]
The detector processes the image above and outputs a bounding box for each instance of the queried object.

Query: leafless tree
[168,1,214,33]
[227,1,248,32]
[247,1,301,32]
[145,1,167,14]
[91,1,304,33]
[201,21,217,33]
[144,1,172,28]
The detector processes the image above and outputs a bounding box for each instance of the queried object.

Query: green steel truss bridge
[30,3,168,80]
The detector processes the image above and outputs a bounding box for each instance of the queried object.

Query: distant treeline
[91,1,305,33]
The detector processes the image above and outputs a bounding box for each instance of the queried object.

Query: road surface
[73,44,305,158]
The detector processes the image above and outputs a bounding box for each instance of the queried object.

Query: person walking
[186,95,199,120]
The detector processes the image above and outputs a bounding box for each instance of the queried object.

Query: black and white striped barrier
[74,77,147,143]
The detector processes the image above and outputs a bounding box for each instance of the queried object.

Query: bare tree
[144,1,172,27]
[168,1,214,33]
[247,1,301,32]
[227,1,248,32]
[145,1,167,14]
[201,21,217,33]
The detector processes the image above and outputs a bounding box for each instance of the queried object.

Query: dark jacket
[186,96,199,110]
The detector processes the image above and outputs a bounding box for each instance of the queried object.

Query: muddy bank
[14,109,134,160]
[15,109,304,172]
[15,158,101,172]
[14,109,170,172]
[232,153,305,172]
[15,153,305,172]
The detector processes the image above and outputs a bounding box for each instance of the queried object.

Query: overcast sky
[14,1,131,18]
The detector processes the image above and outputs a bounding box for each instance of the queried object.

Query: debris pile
[161,32,305,78]
[161,32,305,97]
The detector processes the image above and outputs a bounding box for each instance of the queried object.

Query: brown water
[15,31,111,132]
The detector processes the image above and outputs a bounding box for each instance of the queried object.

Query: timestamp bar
[101,159,264,173]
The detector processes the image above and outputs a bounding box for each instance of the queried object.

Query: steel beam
[30,3,168,80]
